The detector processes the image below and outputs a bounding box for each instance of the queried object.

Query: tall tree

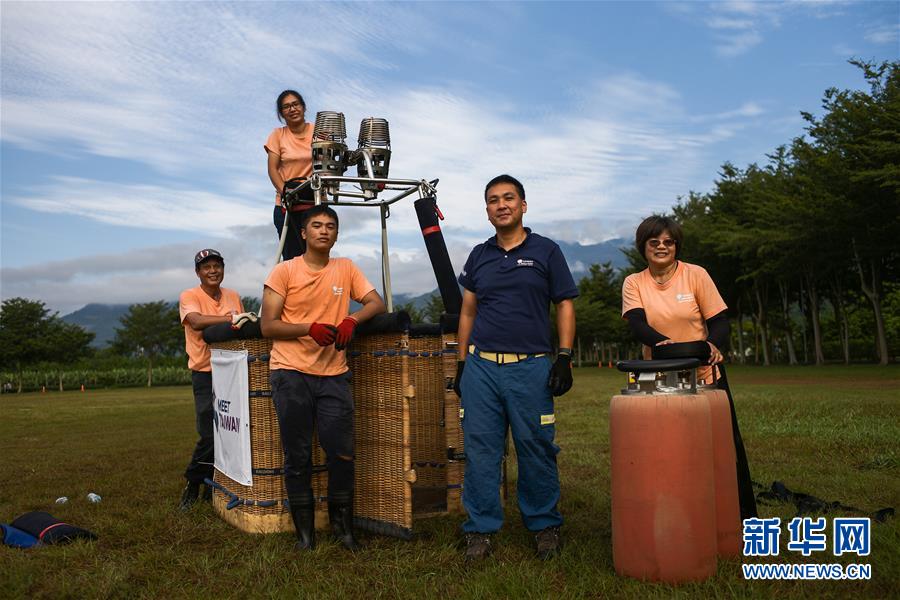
[241,296,261,314]
[802,60,900,365]
[112,301,183,386]
[47,319,95,390]
[423,293,445,323]
[573,262,630,363]
[395,302,423,324]
[0,298,54,392]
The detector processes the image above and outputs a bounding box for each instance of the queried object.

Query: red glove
[334,317,358,351]
[308,323,337,346]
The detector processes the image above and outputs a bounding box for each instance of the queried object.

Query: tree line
[0,296,260,392]
[573,60,899,366]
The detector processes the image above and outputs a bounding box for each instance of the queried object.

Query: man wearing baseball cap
[177,249,245,510]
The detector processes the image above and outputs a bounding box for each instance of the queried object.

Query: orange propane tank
[700,385,741,558]
[610,358,717,583]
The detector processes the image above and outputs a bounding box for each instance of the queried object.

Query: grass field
[1,366,898,599]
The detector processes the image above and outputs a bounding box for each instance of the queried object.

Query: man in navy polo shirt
[454,174,577,562]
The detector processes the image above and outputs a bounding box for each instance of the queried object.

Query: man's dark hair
[635,215,683,260]
[276,89,306,123]
[301,204,340,231]
[484,174,525,202]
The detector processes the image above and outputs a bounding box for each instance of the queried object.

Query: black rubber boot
[179,481,200,512]
[328,491,360,551]
[289,489,316,551]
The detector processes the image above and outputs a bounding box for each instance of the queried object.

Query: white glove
[231,312,258,329]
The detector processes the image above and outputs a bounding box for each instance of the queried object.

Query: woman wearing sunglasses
[620,214,758,520]
[620,215,729,379]
[265,89,315,260]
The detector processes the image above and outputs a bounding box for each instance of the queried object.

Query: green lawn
[1,366,898,599]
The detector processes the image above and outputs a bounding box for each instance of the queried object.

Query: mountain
[558,238,630,272]
[390,238,630,311]
[61,303,131,348]
[392,290,441,311]
[61,240,630,346]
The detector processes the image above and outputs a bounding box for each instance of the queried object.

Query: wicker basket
[209,331,473,538]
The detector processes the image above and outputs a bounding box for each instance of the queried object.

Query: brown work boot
[464,533,493,562]
[534,526,562,560]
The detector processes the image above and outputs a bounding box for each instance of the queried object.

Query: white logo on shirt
[676,293,695,303]
[516,258,535,267]
[332,285,344,296]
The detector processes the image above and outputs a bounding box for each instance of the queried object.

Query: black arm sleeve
[624,308,668,346]
[705,311,730,352]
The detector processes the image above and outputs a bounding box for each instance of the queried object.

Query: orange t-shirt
[621,261,727,382]
[265,257,376,376]
[179,286,244,372]
[265,124,313,204]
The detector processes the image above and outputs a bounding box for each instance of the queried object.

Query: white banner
[211,349,252,486]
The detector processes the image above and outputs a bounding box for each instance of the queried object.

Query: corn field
[0,366,191,392]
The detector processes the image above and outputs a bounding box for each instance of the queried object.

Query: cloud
[865,24,900,45]
[833,43,860,58]
[705,17,755,30]
[690,102,765,122]
[681,0,853,57]
[716,30,765,57]
[7,69,755,246]
[1,3,775,312]
[0,236,469,315]
[7,177,263,235]
[0,2,424,186]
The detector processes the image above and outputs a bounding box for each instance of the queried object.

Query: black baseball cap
[194,249,224,266]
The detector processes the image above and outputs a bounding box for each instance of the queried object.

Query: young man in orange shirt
[178,249,244,510]
[261,205,386,551]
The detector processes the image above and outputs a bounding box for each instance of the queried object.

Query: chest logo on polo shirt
[676,293,695,303]
[516,258,535,267]
[332,285,344,296]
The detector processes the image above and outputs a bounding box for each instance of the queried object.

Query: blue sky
[2,1,897,314]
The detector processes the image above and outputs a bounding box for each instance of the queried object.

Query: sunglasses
[647,239,676,248]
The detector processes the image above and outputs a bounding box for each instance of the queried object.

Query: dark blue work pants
[460,351,562,533]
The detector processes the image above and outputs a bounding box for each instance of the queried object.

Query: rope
[204,477,285,509]
[205,478,281,509]
[205,475,331,510]
[753,480,894,522]
[240,348,455,360]
[347,348,456,359]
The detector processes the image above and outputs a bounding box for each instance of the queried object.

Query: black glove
[548,353,573,396]
[453,360,465,398]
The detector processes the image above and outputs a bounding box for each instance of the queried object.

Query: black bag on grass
[10,511,97,545]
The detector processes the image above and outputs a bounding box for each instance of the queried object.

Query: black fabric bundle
[202,320,262,344]
[9,511,97,545]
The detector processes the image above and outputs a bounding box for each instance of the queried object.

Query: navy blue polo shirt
[458,228,578,353]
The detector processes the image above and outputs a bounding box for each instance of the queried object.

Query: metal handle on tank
[616,358,701,395]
